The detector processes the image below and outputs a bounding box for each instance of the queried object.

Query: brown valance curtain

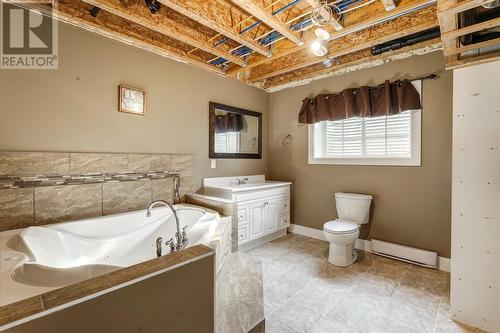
[215,113,244,133]
[298,79,421,124]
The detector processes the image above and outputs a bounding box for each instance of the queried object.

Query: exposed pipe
[211,0,392,66]
[371,27,440,55]
[144,0,161,14]
[191,0,299,57]
[90,6,100,17]
[327,0,437,42]
[210,0,307,65]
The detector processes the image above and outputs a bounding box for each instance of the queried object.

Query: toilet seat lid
[324,220,359,234]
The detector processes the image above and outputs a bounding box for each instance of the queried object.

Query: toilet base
[328,242,357,267]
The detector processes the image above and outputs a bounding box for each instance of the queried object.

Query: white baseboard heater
[371,239,438,269]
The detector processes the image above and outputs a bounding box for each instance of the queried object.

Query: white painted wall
[451,60,500,332]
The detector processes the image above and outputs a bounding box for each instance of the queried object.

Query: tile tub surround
[243,234,486,333]
[0,244,214,328]
[0,151,193,231]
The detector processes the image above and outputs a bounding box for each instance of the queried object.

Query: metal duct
[371,27,441,55]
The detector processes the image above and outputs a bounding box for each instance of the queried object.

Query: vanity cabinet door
[249,202,266,239]
[264,199,279,233]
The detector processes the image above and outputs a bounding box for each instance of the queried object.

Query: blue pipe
[239,0,303,35]
[272,0,302,16]
[211,0,364,66]
[336,0,365,10]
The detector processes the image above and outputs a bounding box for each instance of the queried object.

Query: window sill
[308,156,421,166]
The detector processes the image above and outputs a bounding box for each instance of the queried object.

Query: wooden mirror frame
[209,102,262,159]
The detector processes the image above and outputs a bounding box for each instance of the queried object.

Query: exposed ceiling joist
[80,0,246,66]
[441,17,500,41]
[437,0,500,69]
[265,38,443,91]
[229,0,438,78]
[229,0,304,46]
[157,0,272,57]
[437,0,493,15]
[305,0,343,31]
[247,6,438,82]
[13,0,225,75]
[437,0,458,63]
[380,0,397,10]
[445,51,500,69]
[443,37,500,56]
[7,0,465,92]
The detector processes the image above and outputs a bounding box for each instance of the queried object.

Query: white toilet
[323,193,372,267]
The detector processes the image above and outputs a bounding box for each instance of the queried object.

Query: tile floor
[244,234,486,333]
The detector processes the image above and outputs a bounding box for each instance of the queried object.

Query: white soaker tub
[9,204,219,287]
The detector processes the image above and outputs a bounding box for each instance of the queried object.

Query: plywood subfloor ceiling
[9,0,500,91]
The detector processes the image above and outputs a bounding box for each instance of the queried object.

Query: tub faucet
[156,237,163,257]
[147,200,187,252]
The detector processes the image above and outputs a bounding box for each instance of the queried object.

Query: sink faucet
[236,177,249,185]
[147,200,187,252]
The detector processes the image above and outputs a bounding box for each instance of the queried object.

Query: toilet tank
[335,192,373,224]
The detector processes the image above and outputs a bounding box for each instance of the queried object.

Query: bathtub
[8,204,220,287]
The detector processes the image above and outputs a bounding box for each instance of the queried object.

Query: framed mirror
[209,102,262,159]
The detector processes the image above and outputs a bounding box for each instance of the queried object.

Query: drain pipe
[371,27,441,55]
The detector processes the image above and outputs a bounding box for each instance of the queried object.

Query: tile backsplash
[0,152,193,231]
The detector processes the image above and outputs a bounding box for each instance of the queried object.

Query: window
[308,81,421,166]
[214,132,241,153]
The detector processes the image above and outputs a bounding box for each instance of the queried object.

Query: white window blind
[323,112,412,157]
[214,132,240,153]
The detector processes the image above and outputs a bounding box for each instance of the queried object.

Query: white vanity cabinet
[203,175,291,246]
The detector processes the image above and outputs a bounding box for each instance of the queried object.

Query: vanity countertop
[204,180,291,193]
[203,175,291,195]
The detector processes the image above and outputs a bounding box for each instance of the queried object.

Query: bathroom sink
[212,181,286,191]
[203,175,291,197]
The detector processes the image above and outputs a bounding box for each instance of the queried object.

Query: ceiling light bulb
[314,45,328,57]
[311,40,322,52]
[311,40,327,57]
[315,27,330,41]
[322,58,333,68]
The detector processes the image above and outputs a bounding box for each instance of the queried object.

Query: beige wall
[268,52,453,257]
[0,23,269,192]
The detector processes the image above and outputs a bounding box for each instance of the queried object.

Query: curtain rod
[304,73,440,99]
[368,73,440,87]
[409,73,440,81]
[356,72,440,90]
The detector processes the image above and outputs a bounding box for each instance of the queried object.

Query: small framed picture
[119,85,146,115]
